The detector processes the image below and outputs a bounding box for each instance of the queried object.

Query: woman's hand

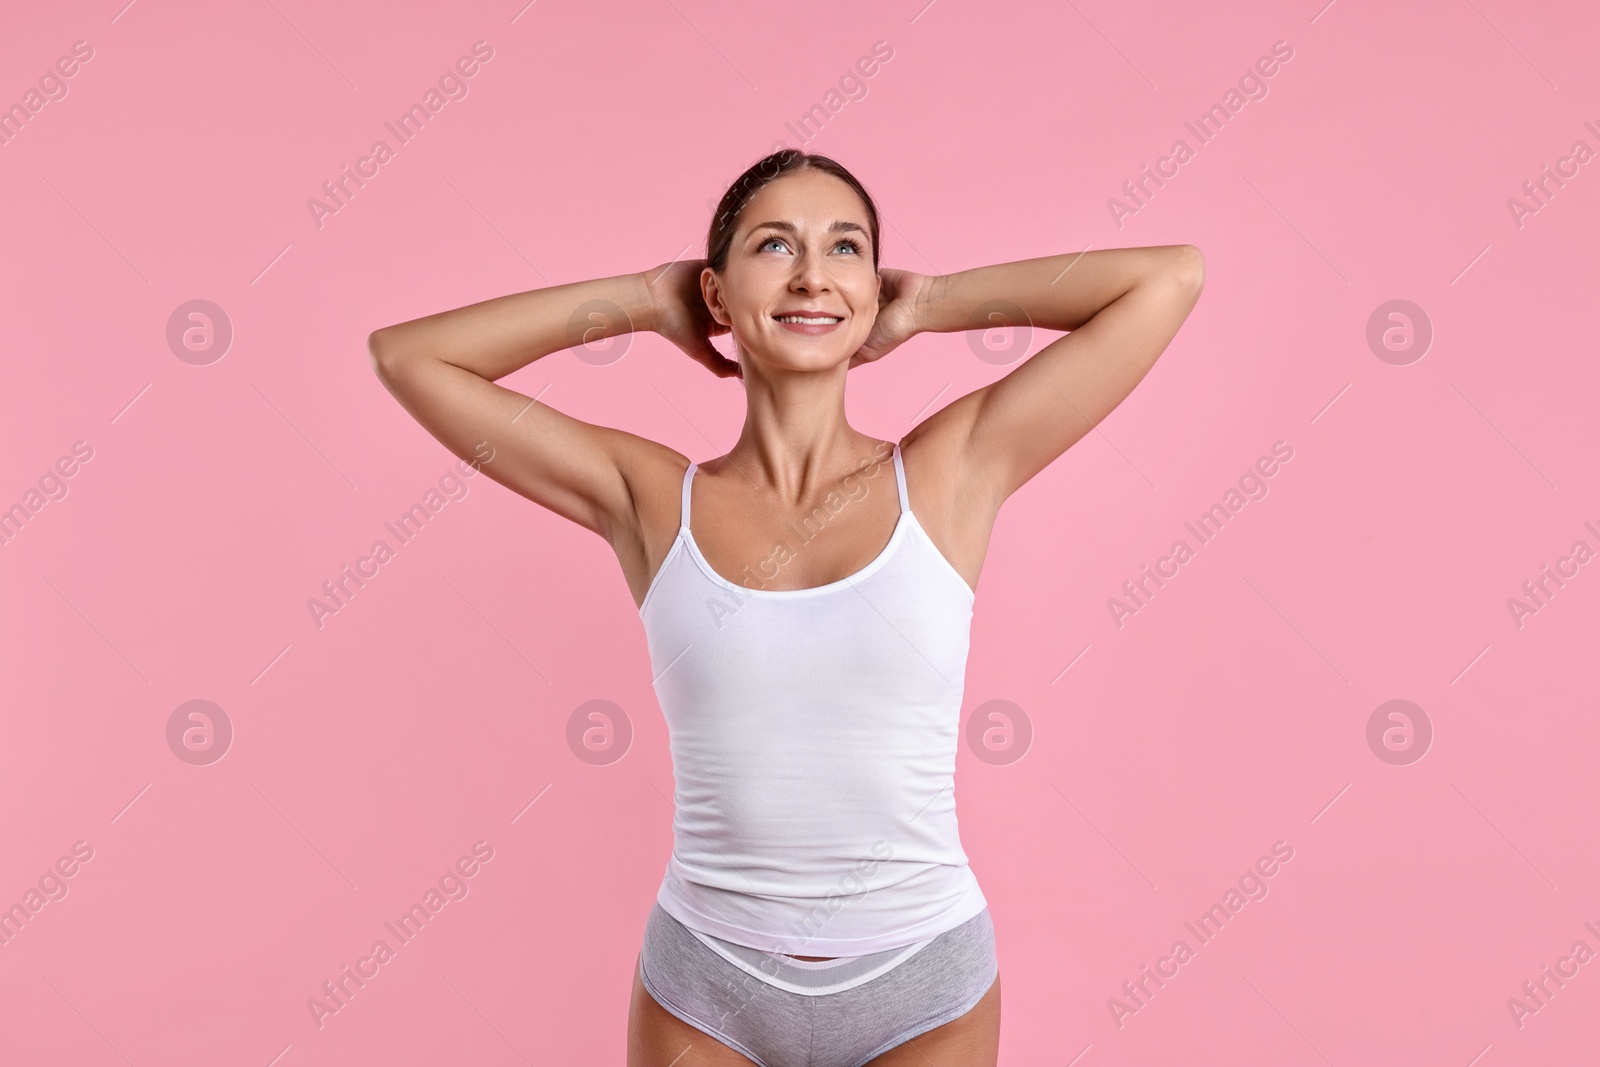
[849,268,937,369]
[643,259,741,379]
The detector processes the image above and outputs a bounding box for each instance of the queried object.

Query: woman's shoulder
[607,435,694,609]
[899,426,1001,595]
[617,435,694,529]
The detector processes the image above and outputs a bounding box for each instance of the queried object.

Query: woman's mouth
[773,313,844,335]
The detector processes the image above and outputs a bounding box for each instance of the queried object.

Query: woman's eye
[757,236,862,254]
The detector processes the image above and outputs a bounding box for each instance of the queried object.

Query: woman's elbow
[367,327,403,374]
[1173,244,1205,293]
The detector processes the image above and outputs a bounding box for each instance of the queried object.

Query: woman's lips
[773,314,844,336]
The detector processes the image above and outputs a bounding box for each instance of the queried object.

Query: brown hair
[706,150,881,274]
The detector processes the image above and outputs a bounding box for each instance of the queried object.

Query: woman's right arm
[367,262,733,542]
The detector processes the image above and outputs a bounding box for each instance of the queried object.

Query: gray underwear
[637,903,997,1067]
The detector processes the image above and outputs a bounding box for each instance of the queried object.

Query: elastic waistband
[651,902,993,997]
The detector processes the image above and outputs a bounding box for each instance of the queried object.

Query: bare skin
[369,166,1203,1064]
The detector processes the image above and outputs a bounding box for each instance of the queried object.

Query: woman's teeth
[775,315,842,324]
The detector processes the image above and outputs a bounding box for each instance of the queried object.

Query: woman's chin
[743,338,863,373]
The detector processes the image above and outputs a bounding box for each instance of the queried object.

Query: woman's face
[703,169,879,374]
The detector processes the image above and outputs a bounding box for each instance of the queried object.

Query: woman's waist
[669,783,964,850]
[666,821,972,888]
[657,863,988,957]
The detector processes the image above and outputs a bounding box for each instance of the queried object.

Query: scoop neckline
[681,510,911,600]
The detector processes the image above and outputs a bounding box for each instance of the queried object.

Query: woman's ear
[701,267,730,327]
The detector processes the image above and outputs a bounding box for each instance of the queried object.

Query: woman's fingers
[697,342,742,378]
[700,333,739,377]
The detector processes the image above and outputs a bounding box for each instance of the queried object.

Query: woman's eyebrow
[748,220,868,236]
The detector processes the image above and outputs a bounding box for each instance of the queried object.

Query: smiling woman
[367,147,1204,1066]
[700,155,879,357]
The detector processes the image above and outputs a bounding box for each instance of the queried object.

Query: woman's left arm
[907,244,1204,506]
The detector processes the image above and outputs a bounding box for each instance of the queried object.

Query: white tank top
[638,441,987,956]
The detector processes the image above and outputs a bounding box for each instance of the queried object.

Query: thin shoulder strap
[891,442,909,514]
[679,461,697,532]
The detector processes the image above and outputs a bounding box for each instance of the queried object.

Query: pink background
[3,0,1598,1063]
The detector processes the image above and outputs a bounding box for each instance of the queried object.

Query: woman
[369,150,1203,1066]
